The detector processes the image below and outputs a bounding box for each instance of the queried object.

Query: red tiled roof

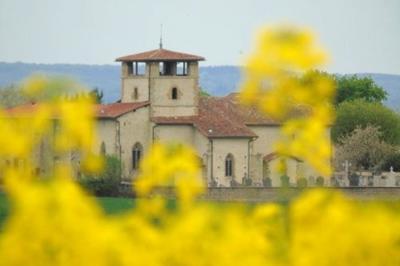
[151,93,305,138]
[96,101,149,118]
[152,108,256,138]
[5,101,150,119]
[152,94,281,138]
[116,48,205,62]
[216,93,281,125]
[5,103,41,117]
[196,97,257,138]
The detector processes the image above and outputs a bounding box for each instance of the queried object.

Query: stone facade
[94,48,331,186]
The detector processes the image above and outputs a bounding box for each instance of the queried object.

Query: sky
[0,0,399,74]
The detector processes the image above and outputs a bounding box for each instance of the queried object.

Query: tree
[334,125,394,171]
[335,74,387,105]
[332,100,400,145]
[79,155,122,196]
[382,152,400,172]
[199,86,210,97]
[0,85,28,108]
[89,87,104,103]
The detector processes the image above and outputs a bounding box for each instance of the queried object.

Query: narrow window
[133,87,138,100]
[132,143,143,170]
[127,62,133,75]
[100,142,106,155]
[171,87,178,100]
[132,62,137,75]
[159,62,164,75]
[225,154,234,177]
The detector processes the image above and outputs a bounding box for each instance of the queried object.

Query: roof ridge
[96,101,150,118]
[116,48,205,62]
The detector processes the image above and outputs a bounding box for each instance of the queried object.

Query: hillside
[0,62,398,109]
[0,62,121,102]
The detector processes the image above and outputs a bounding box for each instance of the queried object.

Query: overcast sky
[0,0,399,74]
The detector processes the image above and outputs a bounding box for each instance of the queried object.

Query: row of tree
[0,85,104,107]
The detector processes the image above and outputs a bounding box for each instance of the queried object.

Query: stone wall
[119,185,400,202]
[333,171,400,187]
[198,187,400,202]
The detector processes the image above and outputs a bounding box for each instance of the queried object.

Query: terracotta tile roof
[5,101,150,119]
[116,48,205,62]
[196,97,257,138]
[215,93,281,125]
[151,93,307,138]
[96,101,149,118]
[195,94,285,138]
[5,103,41,117]
[152,94,279,138]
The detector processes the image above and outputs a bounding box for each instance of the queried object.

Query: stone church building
[94,47,325,187]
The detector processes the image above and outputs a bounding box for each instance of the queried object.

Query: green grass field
[0,192,9,228]
[95,196,137,215]
[0,192,180,228]
[1,190,400,230]
[0,192,140,228]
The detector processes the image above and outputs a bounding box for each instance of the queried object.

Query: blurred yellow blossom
[240,25,335,176]
[135,142,203,205]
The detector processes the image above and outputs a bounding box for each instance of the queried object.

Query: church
[94,46,326,187]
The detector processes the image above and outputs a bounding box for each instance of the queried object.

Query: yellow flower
[240,25,335,176]
[135,143,203,205]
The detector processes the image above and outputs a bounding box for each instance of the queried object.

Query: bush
[334,125,394,171]
[316,176,325,187]
[280,175,290,187]
[297,177,308,188]
[262,177,272,187]
[332,100,400,145]
[79,155,122,196]
[349,173,360,186]
[382,153,400,172]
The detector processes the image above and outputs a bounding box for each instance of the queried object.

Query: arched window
[225,154,234,177]
[133,87,138,100]
[132,143,143,170]
[171,87,178,100]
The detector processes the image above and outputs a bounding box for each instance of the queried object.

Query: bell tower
[116,48,205,117]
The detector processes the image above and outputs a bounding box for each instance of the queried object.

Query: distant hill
[199,66,242,96]
[0,62,121,102]
[0,62,398,109]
